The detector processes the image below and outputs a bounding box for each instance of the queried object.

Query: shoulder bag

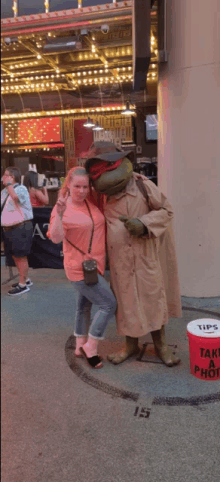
[1,184,25,226]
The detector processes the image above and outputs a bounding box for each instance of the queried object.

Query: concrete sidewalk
[1,264,220,482]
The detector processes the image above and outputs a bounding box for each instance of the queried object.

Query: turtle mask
[90,157,133,196]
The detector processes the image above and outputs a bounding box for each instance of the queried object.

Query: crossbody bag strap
[65,236,86,255]
[1,183,20,214]
[65,199,95,255]
[1,194,9,214]
[135,178,150,208]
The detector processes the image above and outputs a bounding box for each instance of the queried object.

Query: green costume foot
[154,346,180,367]
[107,336,140,365]
[151,325,181,367]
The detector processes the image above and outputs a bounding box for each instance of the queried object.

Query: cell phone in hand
[42,179,47,187]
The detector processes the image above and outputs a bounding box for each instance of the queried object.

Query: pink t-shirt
[47,198,106,281]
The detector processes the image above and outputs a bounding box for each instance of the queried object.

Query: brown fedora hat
[85,141,134,172]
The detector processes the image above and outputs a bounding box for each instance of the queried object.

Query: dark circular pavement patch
[65,307,220,407]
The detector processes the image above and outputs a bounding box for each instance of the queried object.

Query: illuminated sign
[18,117,61,144]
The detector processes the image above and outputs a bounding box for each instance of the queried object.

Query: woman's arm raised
[49,192,68,243]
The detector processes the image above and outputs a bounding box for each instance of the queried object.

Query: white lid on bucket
[187,319,220,338]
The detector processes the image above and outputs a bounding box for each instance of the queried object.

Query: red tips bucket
[187,319,220,380]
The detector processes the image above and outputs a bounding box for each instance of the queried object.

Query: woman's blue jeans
[71,274,117,340]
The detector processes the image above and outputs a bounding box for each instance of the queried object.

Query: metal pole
[12,0,18,17]
[78,0,82,8]
[158,0,168,62]
[44,0,49,13]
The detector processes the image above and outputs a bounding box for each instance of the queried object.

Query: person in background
[23,170,49,207]
[1,167,33,295]
[47,166,116,369]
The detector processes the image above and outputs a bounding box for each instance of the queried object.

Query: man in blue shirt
[1,167,33,296]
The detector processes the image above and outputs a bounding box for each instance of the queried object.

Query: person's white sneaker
[8,284,30,296]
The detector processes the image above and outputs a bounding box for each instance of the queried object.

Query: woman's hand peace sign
[56,191,69,216]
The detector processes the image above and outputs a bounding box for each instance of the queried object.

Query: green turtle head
[90,157,133,196]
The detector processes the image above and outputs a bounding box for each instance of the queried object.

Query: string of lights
[2,146,64,153]
[1,41,157,81]
[1,105,136,121]
[1,64,157,94]
[3,46,133,73]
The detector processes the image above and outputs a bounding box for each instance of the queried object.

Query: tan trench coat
[104,175,182,337]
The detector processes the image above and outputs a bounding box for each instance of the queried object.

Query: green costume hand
[119,216,147,236]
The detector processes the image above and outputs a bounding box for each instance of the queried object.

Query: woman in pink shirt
[47,167,116,369]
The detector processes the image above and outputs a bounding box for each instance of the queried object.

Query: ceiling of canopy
[1,1,158,116]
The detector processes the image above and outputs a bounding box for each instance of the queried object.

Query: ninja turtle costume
[85,141,182,366]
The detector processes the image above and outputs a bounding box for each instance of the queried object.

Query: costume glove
[119,216,148,236]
